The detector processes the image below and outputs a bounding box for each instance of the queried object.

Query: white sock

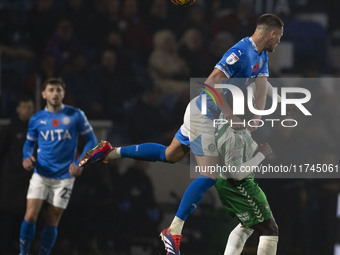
[257,235,278,255]
[106,147,121,160]
[224,223,254,255]
[168,216,185,235]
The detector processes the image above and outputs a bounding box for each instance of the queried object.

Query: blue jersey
[24,105,94,179]
[196,37,269,119]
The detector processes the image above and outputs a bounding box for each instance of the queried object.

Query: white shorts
[176,96,218,156]
[27,173,75,209]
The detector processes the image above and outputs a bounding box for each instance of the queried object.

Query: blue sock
[120,143,167,162]
[176,175,216,221]
[20,219,36,255]
[38,226,58,255]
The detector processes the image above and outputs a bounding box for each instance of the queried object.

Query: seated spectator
[178,28,214,77]
[149,30,189,95]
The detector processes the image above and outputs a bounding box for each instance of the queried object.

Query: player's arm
[205,68,243,126]
[249,81,281,102]
[22,117,37,171]
[70,131,97,177]
[227,143,272,181]
[70,110,98,177]
[253,76,268,118]
[22,139,36,171]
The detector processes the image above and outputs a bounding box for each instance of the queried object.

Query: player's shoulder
[225,38,252,62]
[62,104,84,115]
[30,109,47,121]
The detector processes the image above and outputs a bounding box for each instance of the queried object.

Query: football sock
[170,175,216,235]
[168,216,185,235]
[119,143,167,162]
[257,235,278,255]
[224,223,254,255]
[20,219,36,255]
[38,226,58,255]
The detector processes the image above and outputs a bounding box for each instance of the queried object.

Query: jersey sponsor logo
[252,63,259,73]
[52,119,60,127]
[40,129,72,141]
[226,53,239,65]
[62,116,70,125]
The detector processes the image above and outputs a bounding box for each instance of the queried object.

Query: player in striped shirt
[215,114,278,254]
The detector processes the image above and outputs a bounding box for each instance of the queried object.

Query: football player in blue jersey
[19,77,98,255]
[80,13,283,255]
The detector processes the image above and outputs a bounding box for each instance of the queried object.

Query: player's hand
[257,143,272,157]
[22,156,35,171]
[227,114,244,129]
[69,163,83,177]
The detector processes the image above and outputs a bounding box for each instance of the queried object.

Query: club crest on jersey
[62,116,70,125]
[226,53,239,65]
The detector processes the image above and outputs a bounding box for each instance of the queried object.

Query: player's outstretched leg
[80,140,185,167]
[79,141,114,167]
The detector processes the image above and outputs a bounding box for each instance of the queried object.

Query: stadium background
[0,0,340,254]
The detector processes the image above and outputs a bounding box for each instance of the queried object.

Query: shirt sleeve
[23,116,38,160]
[214,47,245,78]
[26,115,38,141]
[258,52,269,77]
[76,109,93,135]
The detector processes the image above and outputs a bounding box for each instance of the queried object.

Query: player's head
[41,77,65,107]
[255,13,284,52]
[16,95,34,121]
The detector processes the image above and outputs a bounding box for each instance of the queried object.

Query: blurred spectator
[0,96,34,254]
[61,0,92,43]
[209,31,235,63]
[118,0,152,61]
[212,0,257,40]
[284,16,329,74]
[90,0,121,48]
[90,48,132,120]
[46,19,83,72]
[146,0,174,35]
[149,30,189,95]
[178,28,214,77]
[27,0,58,55]
[125,89,171,144]
[61,50,92,113]
[25,52,56,100]
[115,161,161,252]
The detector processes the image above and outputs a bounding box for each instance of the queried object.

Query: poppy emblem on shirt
[252,63,259,73]
[52,119,59,127]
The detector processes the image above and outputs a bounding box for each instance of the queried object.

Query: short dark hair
[257,13,284,30]
[42,77,66,91]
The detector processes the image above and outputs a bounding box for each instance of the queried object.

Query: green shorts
[215,178,272,227]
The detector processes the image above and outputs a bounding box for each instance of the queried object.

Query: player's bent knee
[25,214,38,223]
[263,218,279,236]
